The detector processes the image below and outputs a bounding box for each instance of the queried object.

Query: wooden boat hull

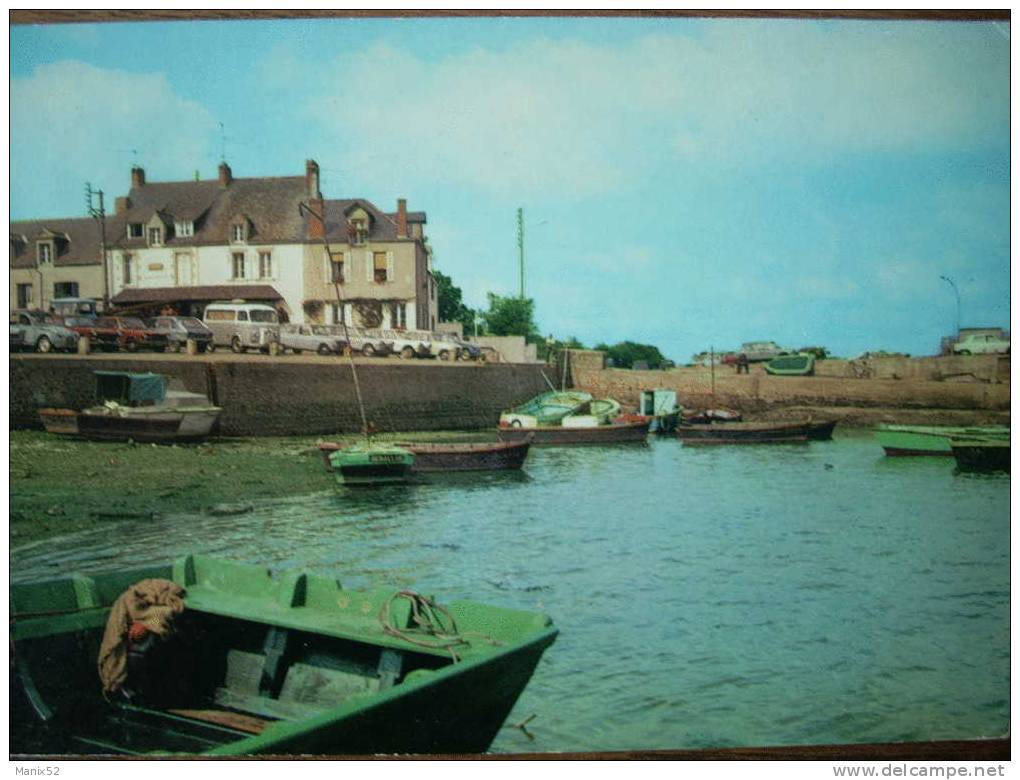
[10,555,558,756]
[805,420,838,440]
[676,420,815,444]
[320,440,531,473]
[496,420,650,446]
[951,440,1010,473]
[39,407,221,442]
[617,411,680,434]
[874,425,1010,457]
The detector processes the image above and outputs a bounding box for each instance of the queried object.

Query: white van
[203,302,281,353]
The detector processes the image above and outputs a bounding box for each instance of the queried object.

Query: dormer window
[350,218,367,245]
[148,227,162,246]
[37,242,53,264]
[128,223,143,239]
[232,224,245,242]
[175,220,194,237]
[230,219,251,244]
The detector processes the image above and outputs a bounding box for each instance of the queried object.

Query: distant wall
[470,335,539,364]
[815,355,1007,384]
[9,356,555,435]
[569,354,1010,417]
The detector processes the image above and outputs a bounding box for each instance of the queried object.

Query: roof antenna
[219,122,226,163]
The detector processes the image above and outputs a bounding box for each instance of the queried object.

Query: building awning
[111,285,284,305]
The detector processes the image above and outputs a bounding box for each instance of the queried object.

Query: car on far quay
[94,316,170,352]
[280,324,344,355]
[61,316,122,351]
[147,316,215,353]
[721,340,791,364]
[10,310,79,353]
[952,333,1010,356]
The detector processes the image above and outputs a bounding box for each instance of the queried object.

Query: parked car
[280,324,343,355]
[60,316,122,352]
[93,316,170,352]
[9,310,79,353]
[454,339,484,362]
[50,297,101,319]
[203,302,281,353]
[376,328,437,359]
[147,316,215,353]
[722,340,790,364]
[329,326,394,357]
[952,333,1010,355]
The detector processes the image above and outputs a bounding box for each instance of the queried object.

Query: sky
[8,16,1012,362]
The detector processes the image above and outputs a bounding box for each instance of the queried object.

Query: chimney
[308,197,326,241]
[115,196,131,215]
[131,166,145,189]
[305,159,321,199]
[396,199,408,239]
[218,161,232,188]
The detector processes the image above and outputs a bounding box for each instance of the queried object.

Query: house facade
[11,159,436,329]
[9,218,108,311]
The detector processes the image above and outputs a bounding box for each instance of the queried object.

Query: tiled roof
[111,176,309,248]
[111,284,284,304]
[9,216,106,267]
[12,165,428,266]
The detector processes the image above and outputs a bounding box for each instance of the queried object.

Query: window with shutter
[373,252,388,283]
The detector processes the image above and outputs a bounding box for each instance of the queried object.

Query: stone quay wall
[9,355,559,436]
[569,353,1010,425]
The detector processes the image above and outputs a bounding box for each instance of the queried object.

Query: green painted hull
[950,438,1010,473]
[874,425,1010,456]
[764,354,815,376]
[328,443,415,485]
[10,555,558,755]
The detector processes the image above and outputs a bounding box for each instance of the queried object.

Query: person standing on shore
[736,353,750,374]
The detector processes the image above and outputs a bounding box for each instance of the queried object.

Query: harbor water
[10,431,1009,754]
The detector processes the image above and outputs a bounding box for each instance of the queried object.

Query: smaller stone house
[9,218,107,311]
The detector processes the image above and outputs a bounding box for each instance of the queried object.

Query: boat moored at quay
[873,425,1010,456]
[496,418,650,446]
[676,419,837,445]
[319,438,532,474]
[38,371,221,443]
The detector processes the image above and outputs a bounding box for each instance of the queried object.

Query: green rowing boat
[328,442,415,485]
[950,438,1010,473]
[499,391,593,428]
[11,555,558,756]
[874,425,1009,457]
[764,354,815,376]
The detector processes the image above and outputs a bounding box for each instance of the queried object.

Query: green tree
[597,340,667,369]
[433,270,477,333]
[537,335,585,361]
[483,293,537,337]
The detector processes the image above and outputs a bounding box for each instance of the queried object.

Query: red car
[60,316,122,352]
[93,316,170,352]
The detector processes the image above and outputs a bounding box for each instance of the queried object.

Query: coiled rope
[378,590,502,663]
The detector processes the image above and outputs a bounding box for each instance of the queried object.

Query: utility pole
[939,275,961,338]
[86,182,109,310]
[517,207,525,299]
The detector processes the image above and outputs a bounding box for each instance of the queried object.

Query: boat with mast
[299,201,414,485]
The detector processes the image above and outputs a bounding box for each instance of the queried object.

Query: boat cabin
[639,389,678,417]
[95,371,167,407]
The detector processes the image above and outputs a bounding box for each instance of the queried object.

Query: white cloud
[292,23,1007,201]
[11,61,218,217]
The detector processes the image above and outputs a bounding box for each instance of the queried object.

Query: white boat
[39,371,221,442]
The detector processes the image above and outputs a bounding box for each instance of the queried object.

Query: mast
[299,201,371,438]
